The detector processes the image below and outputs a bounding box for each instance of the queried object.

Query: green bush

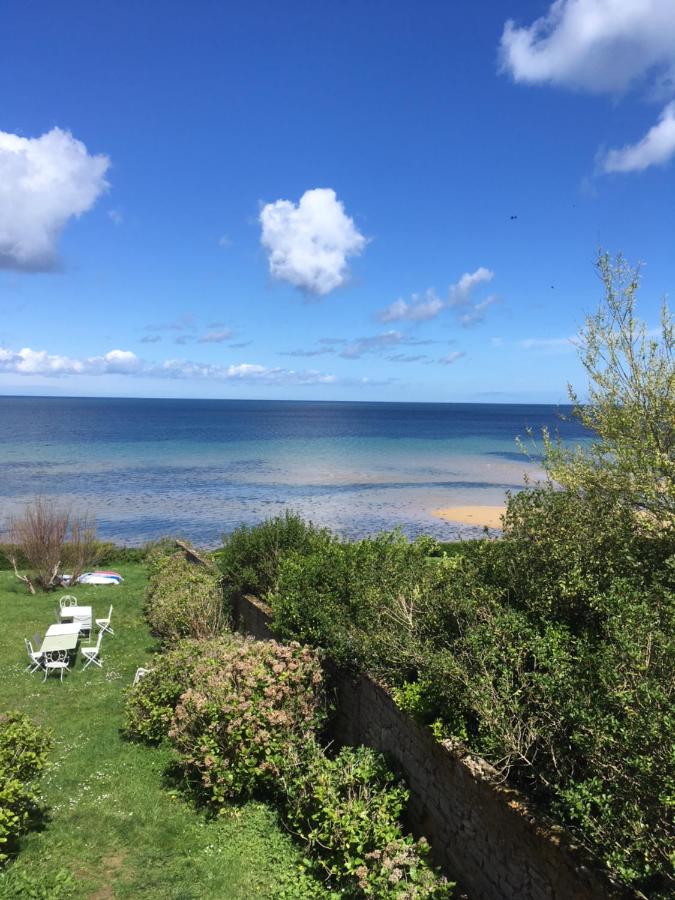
[0,712,51,864]
[270,531,447,676]
[124,636,240,743]
[144,554,224,643]
[218,511,334,600]
[169,638,326,803]
[259,503,675,896]
[279,743,452,898]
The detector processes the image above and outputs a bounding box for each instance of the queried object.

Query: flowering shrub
[144,554,223,643]
[0,712,51,864]
[124,636,239,743]
[169,639,326,803]
[280,743,452,898]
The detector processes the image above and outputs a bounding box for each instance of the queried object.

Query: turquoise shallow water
[0,397,590,545]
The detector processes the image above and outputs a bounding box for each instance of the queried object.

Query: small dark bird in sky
[510,214,518,220]
[550,285,555,289]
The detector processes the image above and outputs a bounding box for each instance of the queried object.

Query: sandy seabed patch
[432,505,506,530]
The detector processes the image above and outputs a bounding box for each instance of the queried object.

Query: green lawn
[0,563,320,899]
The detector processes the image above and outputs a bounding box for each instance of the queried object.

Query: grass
[0,563,324,899]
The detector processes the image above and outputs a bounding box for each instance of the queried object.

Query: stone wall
[230,593,621,900]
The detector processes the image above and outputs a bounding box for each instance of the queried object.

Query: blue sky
[1,0,673,402]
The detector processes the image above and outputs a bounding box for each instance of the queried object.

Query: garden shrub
[258,504,675,896]
[0,712,51,864]
[218,511,334,600]
[169,638,326,803]
[144,554,223,643]
[279,742,452,898]
[124,636,239,743]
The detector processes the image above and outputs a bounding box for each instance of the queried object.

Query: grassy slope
[0,563,317,899]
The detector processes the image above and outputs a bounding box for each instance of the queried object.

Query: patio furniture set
[24,595,114,682]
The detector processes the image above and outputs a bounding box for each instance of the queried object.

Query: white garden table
[59,605,92,632]
[41,622,80,653]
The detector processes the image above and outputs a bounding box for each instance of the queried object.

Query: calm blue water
[0,397,590,545]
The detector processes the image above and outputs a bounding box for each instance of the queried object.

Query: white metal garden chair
[81,630,104,670]
[132,666,153,685]
[59,594,78,608]
[24,638,44,673]
[96,605,114,637]
[43,650,69,682]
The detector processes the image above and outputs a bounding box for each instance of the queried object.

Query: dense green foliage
[0,712,51,865]
[280,742,452,898]
[218,510,334,600]
[218,505,674,896]
[130,554,450,897]
[144,553,224,643]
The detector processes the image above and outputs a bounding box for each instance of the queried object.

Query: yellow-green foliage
[144,554,223,643]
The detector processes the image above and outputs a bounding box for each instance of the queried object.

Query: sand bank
[432,505,506,530]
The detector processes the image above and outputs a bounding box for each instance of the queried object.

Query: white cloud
[449,267,494,304]
[0,345,335,386]
[500,1,675,175]
[340,331,402,359]
[601,100,675,171]
[0,347,141,376]
[376,268,495,327]
[500,0,675,93]
[448,269,497,328]
[0,128,110,270]
[259,188,367,296]
[439,351,466,365]
[377,290,445,323]
[198,329,234,343]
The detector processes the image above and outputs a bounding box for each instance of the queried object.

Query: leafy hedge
[125,631,450,897]
[218,503,674,896]
[0,712,51,864]
[144,554,224,643]
[218,511,334,601]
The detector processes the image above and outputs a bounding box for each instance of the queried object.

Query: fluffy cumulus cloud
[0,345,335,386]
[500,0,675,93]
[376,268,495,328]
[259,188,367,296]
[0,128,110,270]
[0,347,142,376]
[602,100,675,172]
[500,0,675,174]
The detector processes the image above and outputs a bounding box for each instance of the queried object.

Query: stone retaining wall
[230,592,620,900]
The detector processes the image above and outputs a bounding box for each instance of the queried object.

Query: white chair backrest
[60,595,77,608]
[96,629,105,650]
[46,650,67,664]
[24,637,33,655]
[107,605,113,620]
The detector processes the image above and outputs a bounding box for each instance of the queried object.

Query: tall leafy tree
[543,251,674,532]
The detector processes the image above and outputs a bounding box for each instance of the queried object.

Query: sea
[0,396,590,546]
